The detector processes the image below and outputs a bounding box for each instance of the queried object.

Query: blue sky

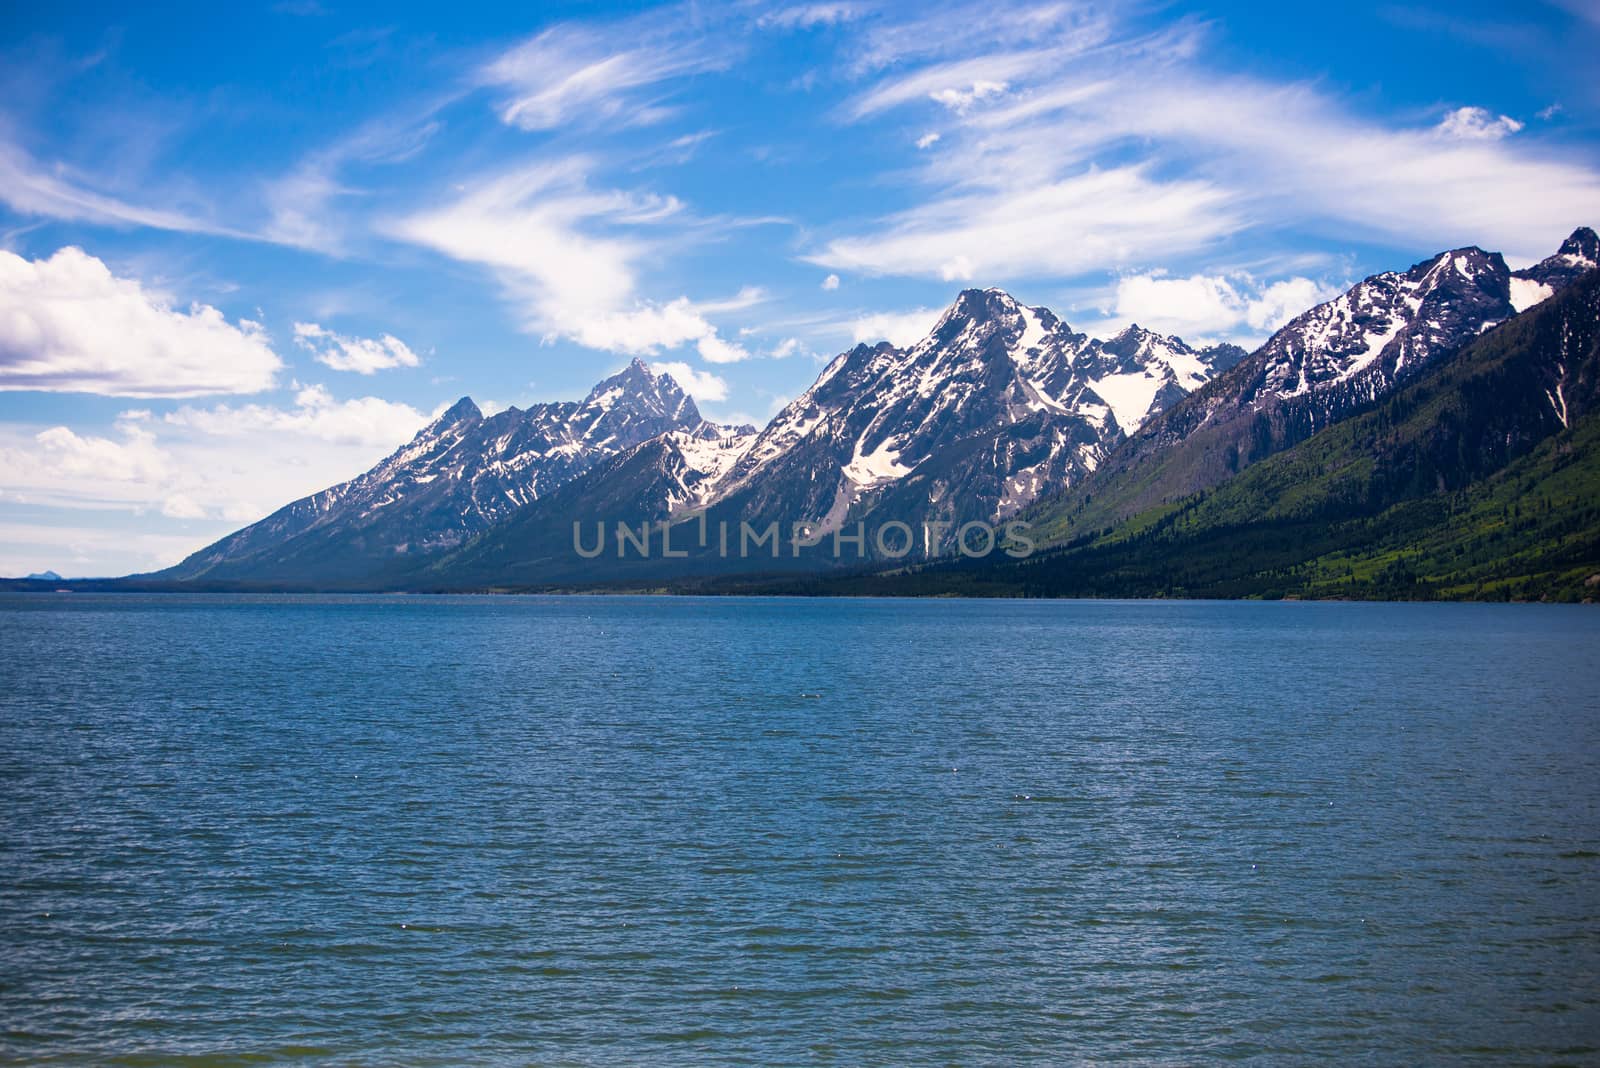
[2,0,1598,576]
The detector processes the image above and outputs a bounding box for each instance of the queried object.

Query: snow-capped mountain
[404,288,1246,581]
[1041,228,1600,529]
[694,288,1242,542]
[1510,226,1600,311]
[143,225,1596,589]
[156,359,708,582]
[1232,228,1598,412]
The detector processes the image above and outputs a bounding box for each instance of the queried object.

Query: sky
[1,0,1599,577]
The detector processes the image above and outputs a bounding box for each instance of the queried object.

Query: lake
[2,594,1597,1063]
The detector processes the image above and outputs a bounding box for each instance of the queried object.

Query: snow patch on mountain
[1510,277,1555,313]
[1088,372,1166,433]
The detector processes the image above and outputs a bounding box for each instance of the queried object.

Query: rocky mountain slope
[121,226,1597,593]
[701,289,1243,545]
[752,262,1600,601]
[151,360,711,584]
[412,289,1246,583]
[1026,228,1599,542]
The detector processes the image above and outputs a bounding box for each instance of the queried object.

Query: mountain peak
[952,287,1023,315]
[587,359,659,400]
[1558,226,1598,264]
[922,287,1030,348]
[583,358,700,425]
[429,396,482,432]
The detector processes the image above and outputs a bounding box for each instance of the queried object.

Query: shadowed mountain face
[152,359,707,584]
[1025,228,1600,540]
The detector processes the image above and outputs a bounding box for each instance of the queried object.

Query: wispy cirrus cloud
[0,137,235,238]
[387,157,753,361]
[758,4,864,31]
[260,109,445,254]
[814,165,1239,282]
[481,14,731,132]
[813,4,1600,277]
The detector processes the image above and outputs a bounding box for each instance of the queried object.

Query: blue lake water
[2,594,1598,1064]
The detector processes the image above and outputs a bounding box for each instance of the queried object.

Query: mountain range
[14,226,1594,599]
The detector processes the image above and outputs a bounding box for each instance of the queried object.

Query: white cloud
[1243,277,1338,332]
[389,159,750,357]
[770,337,805,358]
[261,115,443,254]
[1104,271,1341,342]
[759,4,862,30]
[696,334,750,364]
[164,383,427,447]
[0,386,430,558]
[821,273,841,290]
[916,131,941,149]
[1112,273,1245,337]
[930,80,1008,114]
[0,247,282,397]
[847,52,1055,119]
[481,19,726,132]
[820,9,1600,273]
[0,139,229,237]
[1436,106,1523,141]
[849,307,941,348]
[845,3,1110,76]
[651,360,728,402]
[0,517,217,579]
[161,493,207,520]
[294,321,421,374]
[813,166,1236,281]
[32,420,170,483]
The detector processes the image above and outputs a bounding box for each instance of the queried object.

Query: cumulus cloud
[1106,271,1341,342]
[32,419,170,483]
[0,386,430,546]
[651,360,728,402]
[916,132,941,149]
[821,273,841,290]
[388,159,750,358]
[164,383,427,447]
[849,307,941,347]
[697,334,751,364]
[0,247,282,397]
[294,322,421,374]
[1435,106,1524,141]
